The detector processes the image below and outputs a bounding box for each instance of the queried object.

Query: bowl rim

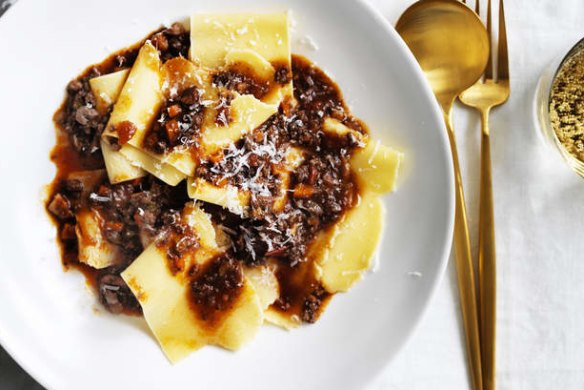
[534,37,584,178]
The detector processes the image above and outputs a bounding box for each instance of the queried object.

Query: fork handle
[479,108,496,390]
[443,107,483,390]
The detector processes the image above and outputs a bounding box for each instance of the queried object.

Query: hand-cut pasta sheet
[99,44,191,183]
[323,118,367,144]
[90,71,146,183]
[243,264,280,311]
[264,308,301,330]
[161,57,203,97]
[225,49,275,80]
[100,139,146,184]
[66,171,112,267]
[190,13,290,68]
[91,56,188,185]
[121,203,263,362]
[119,145,186,186]
[47,14,404,365]
[223,48,293,106]
[159,147,196,177]
[351,139,404,193]
[201,94,279,155]
[89,69,130,115]
[314,192,384,293]
[191,13,293,106]
[104,42,163,146]
[155,58,205,176]
[187,177,250,216]
[76,208,121,269]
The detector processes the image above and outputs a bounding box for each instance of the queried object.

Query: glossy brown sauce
[157,219,200,275]
[47,25,367,324]
[47,26,189,316]
[187,253,244,326]
[213,60,291,102]
[271,257,332,323]
[143,86,205,154]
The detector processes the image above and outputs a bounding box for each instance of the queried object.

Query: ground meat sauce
[212,60,291,102]
[195,55,364,322]
[143,86,205,155]
[47,24,192,315]
[149,23,190,62]
[53,46,140,162]
[114,121,138,145]
[47,27,367,324]
[271,259,332,323]
[89,178,189,262]
[98,273,142,315]
[155,212,200,275]
[188,253,244,325]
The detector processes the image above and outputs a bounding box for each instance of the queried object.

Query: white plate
[0,0,454,389]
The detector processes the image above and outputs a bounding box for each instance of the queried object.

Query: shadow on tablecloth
[0,346,44,390]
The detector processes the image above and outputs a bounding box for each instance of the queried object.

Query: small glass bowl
[534,38,584,178]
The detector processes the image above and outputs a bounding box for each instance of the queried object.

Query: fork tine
[497,0,509,81]
[484,0,494,80]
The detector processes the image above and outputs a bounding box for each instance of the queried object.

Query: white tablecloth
[368,0,584,389]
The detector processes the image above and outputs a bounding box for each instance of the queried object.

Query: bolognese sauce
[46,23,368,324]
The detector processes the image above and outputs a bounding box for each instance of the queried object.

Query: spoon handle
[478,109,496,390]
[443,108,483,390]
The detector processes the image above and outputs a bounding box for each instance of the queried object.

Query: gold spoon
[396,1,489,389]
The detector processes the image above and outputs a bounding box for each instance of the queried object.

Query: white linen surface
[368,0,584,389]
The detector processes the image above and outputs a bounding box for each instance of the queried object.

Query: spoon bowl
[396,0,489,106]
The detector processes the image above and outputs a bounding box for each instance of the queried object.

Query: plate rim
[354,0,454,384]
[0,0,454,388]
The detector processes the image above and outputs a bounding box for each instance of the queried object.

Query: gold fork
[459,1,510,389]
